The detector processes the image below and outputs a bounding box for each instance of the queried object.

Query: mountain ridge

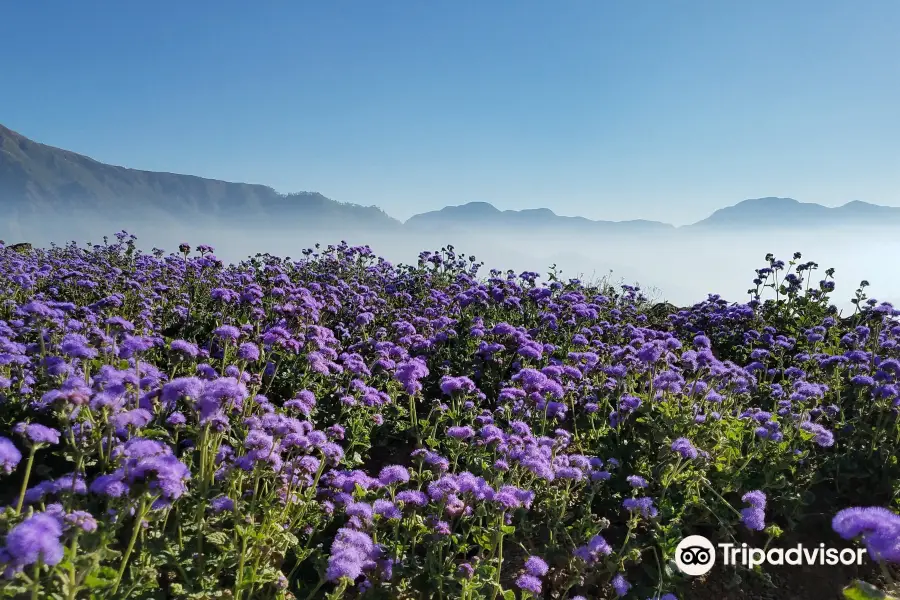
[403,201,675,233]
[0,124,401,230]
[688,196,900,229]
[2,123,898,232]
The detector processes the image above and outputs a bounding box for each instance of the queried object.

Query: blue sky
[3,1,899,225]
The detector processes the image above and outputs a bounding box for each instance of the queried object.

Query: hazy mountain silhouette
[2,123,899,236]
[688,197,900,229]
[404,202,675,234]
[0,124,401,230]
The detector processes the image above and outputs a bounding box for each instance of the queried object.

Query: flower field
[1,232,899,599]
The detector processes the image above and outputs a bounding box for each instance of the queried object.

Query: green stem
[701,479,744,519]
[409,393,419,440]
[31,558,42,600]
[304,578,325,600]
[490,514,506,600]
[66,534,80,600]
[16,446,37,514]
[235,535,249,600]
[111,497,150,595]
[732,451,756,479]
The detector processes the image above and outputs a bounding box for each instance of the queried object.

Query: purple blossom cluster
[0,239,896,599]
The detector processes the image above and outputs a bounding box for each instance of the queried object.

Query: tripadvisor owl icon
[675,535,716,576]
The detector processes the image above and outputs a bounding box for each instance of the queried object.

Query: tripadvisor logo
[675,535,867,576]
[675,536,716,576]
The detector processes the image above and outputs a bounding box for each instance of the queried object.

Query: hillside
[3,124,899,236]
[688,196,900,229]
[405,201,675,234]
[0,124,401,230]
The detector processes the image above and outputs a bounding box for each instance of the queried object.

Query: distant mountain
[688,197,900,229]
[0,124,401,230]
[405,202,675,234]
[2,124,899,238]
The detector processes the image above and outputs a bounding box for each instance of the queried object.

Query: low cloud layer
[4,214,897,314]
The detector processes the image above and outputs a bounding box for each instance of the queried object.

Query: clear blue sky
[3,1,899,225]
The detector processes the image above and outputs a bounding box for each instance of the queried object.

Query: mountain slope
[0,124,400,229]
[688,197,900,229]
[405,202,675,234]
[3,124,899,236]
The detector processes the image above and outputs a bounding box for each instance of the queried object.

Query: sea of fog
[4,215,898,315]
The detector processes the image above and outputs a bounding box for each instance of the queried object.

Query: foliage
[0,233,898,599]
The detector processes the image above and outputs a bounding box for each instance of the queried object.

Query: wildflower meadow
[1,232,899,599]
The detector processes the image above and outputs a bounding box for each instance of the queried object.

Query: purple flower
[166,412,187,427]
[119,335,155,358]
[394,358,429,395]
[285,390,316,416]
[111,408,153,431]
[245,429,275,453]
[627,475,648,488]
[170,340,199,357]
[210,496,235,514]
[833,507,900,563]
[612,573,631,597]
[458,563,474,579]
[799,421,835,447]
[321,442,344,464]
[623,497,658,518]
[161,377,204,407]
[741,507,766,531]
[440,375,476,395]
[346,501,374,523]
[373,499,402,520]
[739,489,767,530]
[213,325,241,341]
[14,423,60,446]
[742,490,766,510]
[671,437,698,459]
[0,437,22,474]
[378,465,410,486]
[447,426,475,440]
[23,481,55,505]
[325,528,375,582]
[90,473,129,498]
[515,574,542,594]
[396,490,428,506]
[196,377,248,422]
[52,473,87,495]
[3,513,64,569]
[431,520,451,536]
[619,395,642,411]
[237,342,260,361]
[60,333,97,359]
[64,511,98,532]
[524,555,549,577]
[126,452,191,505]
[637,342,664,364]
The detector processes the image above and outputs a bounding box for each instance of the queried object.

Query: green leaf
[473,531,493,547]
[139,424,170,436]
[83,566,119,589]
[503,590,517,600]
[206,531,230,546]
[843,580,890,600]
